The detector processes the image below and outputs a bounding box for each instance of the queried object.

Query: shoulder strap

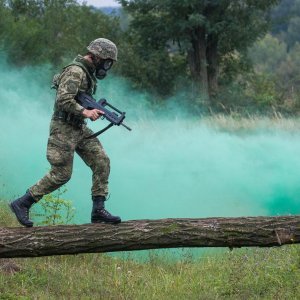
[63,61,97,95]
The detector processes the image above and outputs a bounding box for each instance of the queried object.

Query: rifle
[76,92,132,139]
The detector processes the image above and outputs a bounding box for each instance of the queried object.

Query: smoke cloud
[0,55,299,227]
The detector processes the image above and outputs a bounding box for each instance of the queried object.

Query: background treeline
[1,0,300,114]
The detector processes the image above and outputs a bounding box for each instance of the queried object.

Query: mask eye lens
[103,59,113,70]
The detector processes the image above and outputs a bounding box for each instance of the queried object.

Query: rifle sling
[85,122,114,139]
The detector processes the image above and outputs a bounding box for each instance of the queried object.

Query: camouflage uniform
[29,55,110,201]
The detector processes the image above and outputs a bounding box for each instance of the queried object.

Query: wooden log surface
[0,216,299,258]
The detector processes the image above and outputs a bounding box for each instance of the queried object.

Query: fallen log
[0,216,299,258]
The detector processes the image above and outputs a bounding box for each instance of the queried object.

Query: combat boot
[9,190,35,227]
[91,196,121,224]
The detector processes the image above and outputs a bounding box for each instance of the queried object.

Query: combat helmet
[87,38,118,61]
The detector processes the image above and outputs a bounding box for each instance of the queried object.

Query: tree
[249,33,287,74]
[0,0,13,43]
[286,15,300,49]
[277,42,300,95]
[0,0,121,67]
[120,0,279,102]
[271,0,296,34]
[271,0,300,48]
[115,31,186,96]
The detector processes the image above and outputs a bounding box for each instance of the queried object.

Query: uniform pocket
[47,136,73,166]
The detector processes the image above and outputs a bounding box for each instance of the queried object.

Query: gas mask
[95,59,113,80]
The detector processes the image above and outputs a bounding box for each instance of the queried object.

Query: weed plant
[31,187,75,226]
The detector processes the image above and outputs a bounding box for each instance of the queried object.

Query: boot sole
[91,219,121,225]
[9,202,33,228]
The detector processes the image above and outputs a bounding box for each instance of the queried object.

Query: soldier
[9,38,121,227]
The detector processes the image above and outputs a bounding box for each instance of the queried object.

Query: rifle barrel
[122,123,132,131]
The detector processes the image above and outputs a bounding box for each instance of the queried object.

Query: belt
[53,111,85,128]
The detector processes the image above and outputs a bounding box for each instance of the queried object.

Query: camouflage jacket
[54,55,97,117]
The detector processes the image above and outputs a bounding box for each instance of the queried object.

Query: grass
[0,246,299,299]
[201,114,300,133]
[0,202,299,299]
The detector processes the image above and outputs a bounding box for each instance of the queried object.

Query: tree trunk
[207,35,219,97]
[0,216,299,258]
[188,27,209,100]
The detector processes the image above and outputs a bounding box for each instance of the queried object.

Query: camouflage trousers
[29,119,110,201]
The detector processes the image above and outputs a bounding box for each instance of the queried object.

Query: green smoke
[0,55,299,229]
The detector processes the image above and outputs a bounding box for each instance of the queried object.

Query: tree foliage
[248,23,300,109]
[1,0,300,112]
[271,0,300,48]
[119,0,279,102]
[277,42,300,95]
[115,30,186,96]
[249,33,287,74]
[0,0,121,67]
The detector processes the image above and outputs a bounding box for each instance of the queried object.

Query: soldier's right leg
[10,121,75,227]
[29,129,75,200]
[10,163,73,227]
[29,165,73,201]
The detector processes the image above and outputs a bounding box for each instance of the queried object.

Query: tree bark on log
[0,216,299,258]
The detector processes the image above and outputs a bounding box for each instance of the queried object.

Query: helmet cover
[87,38,118,61]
